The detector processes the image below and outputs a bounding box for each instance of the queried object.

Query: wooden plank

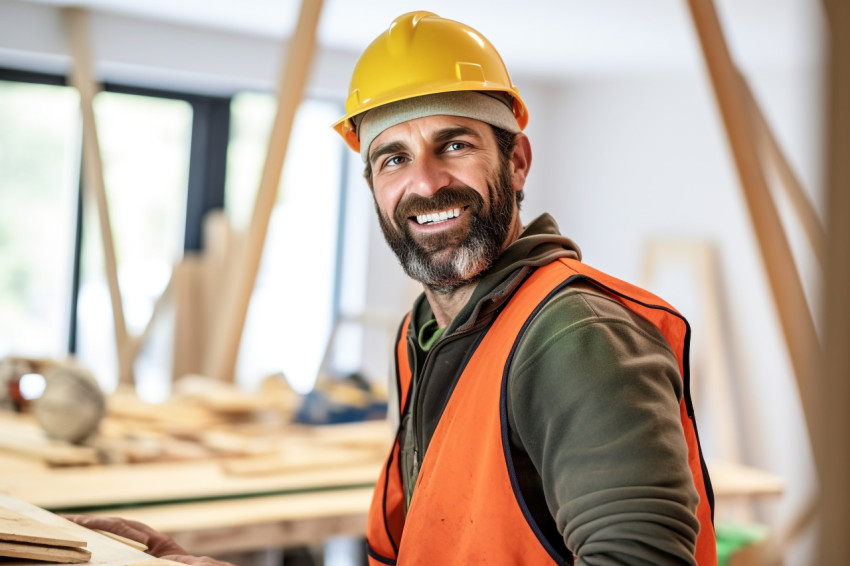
[0,494,154,566]
[205,0,325,382]
[0,507,87,548]
[172,256,206,380]
[0,540,91,563]
[742,74,827,267]
[0,452,383,511]
[93,529,148,552]
[63,7,133,385]
[200,210,235,332]
[706,460,783,499]
[222,443,383,476]
[128,270,176,364]
[817,0,850,563]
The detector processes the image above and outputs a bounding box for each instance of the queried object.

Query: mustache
[393,186,485,226]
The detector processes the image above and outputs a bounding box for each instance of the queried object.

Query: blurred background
[0,0,830,564]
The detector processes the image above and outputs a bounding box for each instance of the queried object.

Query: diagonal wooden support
[741,73,827,267]
[205,0,325,382]
[63,7,134,385]
[127,271,175,363]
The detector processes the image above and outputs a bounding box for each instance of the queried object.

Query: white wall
[0,0,825,562]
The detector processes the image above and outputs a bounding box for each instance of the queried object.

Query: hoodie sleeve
[508,284,701,566]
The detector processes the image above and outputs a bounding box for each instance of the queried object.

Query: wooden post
[63,7,134,385]
[685,0,820,450]
[816,0,850,562]
[204,0,325,382]
[172,256,206,380]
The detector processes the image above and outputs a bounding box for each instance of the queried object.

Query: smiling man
[332,11,717,566]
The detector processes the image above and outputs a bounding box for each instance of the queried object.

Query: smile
[414,207,463,226]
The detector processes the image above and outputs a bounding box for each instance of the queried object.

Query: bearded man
[336,12,717,566]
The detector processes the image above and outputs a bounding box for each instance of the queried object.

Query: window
[0,68,349,398]
[0,79,80,359]
[226,93,345,393]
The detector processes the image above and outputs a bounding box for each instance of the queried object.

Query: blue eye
[445,141,467,152]
[385,155,407,167]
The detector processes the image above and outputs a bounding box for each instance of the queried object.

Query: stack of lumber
[0,493,169,566]
[0,373,316,467]
[0,506,91,563]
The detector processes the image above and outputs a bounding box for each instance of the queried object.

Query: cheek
[372,183,401,221]
[453,157,499,194]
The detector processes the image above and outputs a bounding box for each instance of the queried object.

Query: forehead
[370,114,493,149]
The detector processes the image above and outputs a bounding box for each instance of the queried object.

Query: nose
[408,153,452,198]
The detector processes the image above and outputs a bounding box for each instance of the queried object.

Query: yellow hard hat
[332,11,529,153]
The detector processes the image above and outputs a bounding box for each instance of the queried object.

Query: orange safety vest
[366,258,717,565]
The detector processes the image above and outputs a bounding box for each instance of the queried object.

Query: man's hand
[62,514,237,566]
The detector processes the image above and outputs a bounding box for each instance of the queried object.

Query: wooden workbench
[0,410,392,556]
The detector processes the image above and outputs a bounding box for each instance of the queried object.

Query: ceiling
[23,0,825,78]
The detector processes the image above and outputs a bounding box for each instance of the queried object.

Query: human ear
[510,133,532,191]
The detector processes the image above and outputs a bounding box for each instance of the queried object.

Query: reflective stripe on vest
[366,258,717,565]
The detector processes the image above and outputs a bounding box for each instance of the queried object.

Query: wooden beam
[686,0,820,451]
[127,271,175,363]
[742,74,827,267]
[63,8,133,385]
[816,0,850,562]
[205,0,325,381]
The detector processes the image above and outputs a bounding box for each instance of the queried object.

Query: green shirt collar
[417,318,445,351]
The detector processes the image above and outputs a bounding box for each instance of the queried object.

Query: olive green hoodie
[396,213,701,565]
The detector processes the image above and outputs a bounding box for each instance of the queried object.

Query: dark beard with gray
[375,159,515,294]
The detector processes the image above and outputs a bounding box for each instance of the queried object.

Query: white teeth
[416,208,461,225]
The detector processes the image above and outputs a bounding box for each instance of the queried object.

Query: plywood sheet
[0,506,88,547]
[0,493,156,566]
[0,540,91,563]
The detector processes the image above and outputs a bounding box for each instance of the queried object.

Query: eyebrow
[369,141,407,168]
[368,125,484,167]
[432,125,482,145]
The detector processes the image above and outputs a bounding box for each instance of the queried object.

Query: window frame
[0,66,347,368]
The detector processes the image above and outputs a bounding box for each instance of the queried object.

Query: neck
[423,284,476,329]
